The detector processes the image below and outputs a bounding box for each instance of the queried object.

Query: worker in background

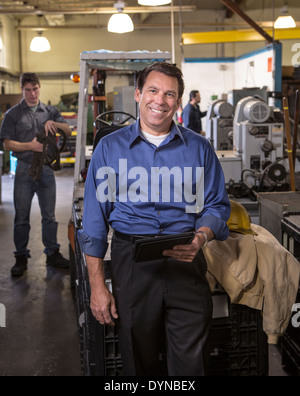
[0,73,72,277]
[79,62,230,376]
[182,90,207,136]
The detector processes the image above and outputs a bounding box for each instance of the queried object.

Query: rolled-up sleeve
[78,141,112,259]
[196,144,230,241]
[77,230,108,258]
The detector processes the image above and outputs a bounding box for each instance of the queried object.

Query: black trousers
[110,232,213,377]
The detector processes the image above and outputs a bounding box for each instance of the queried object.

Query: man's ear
[135,88,141,103]
[176,98,182,111]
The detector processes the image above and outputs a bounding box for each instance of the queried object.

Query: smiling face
[135,71,181,136]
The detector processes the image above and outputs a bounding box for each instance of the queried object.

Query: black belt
[114,230,157,244]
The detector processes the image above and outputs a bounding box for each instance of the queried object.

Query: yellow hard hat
[227,200,257,236]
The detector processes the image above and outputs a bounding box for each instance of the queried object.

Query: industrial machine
[227,87,268,109]
[206,99,234,150]
[219,96,287,199]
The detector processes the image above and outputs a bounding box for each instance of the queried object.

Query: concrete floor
[0,167,294,376]
[0,168,81,376]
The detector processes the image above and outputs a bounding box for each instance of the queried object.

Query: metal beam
[182,28,300,45]
[0,5,196,15]
[16,21,299,31]
[220,0,275,43]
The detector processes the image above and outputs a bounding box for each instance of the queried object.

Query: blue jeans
[14,161,60,257]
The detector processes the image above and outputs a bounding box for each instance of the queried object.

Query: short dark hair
[137,62,185,99]
[189,90,199,101]
[20,73,40,88]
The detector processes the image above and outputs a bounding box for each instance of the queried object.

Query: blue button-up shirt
[78,120,230,258]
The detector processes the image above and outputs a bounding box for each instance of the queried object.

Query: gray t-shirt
[0,99,66,164]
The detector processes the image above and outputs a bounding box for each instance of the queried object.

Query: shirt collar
[129,118,187,147]
[20,99,46,112]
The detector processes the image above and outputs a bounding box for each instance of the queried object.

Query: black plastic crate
[104,326,123,376]
[204,301,269,376]
[207,346,266,376]
[282,287,300,351]
[280,213,300,374]
[281,213,300,260]
[71,199,269,376]
[281,333,300,376]
[76,288,268,376]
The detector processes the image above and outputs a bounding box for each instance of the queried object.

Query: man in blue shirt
[79,62,230,376]
[182,90,207,135]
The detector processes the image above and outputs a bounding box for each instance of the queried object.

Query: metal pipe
[293,90,300,168]
[171,0,175,64]
[17,20,23,74]
[283,97,296,192]
[16,22,281,31]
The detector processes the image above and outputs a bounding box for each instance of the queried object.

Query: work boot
[46,250,69,269]
[11,255,28,277]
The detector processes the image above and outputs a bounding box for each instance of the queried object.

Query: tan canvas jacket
[203,224,300,344]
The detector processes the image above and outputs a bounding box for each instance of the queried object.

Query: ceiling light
[138,0,172,5]
[30,31,51,52]
[108,1,134,34]
[274,5,296,29]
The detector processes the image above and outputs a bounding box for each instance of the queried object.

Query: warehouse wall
[182,45,276,131]
[0,16,19,73]
[0,15,20,94]
[0,6,299,105]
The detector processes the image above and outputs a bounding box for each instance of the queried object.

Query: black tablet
[133,232,195,263]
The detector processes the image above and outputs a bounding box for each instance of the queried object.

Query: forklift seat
[93,124,124,152]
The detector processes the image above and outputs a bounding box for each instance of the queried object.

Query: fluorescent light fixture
[108,1,134,34]
[274,5,296,29]
[138,0,172,5]
[30,31,51,52]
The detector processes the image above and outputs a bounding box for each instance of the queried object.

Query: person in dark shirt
[0,73,72,277]
[182,90,207,135]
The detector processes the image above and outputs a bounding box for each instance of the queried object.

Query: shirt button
[160,228,164,233]
[157,212,161,215]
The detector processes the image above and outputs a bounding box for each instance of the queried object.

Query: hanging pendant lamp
[108,1,134,34]
[274,5,296,29]
[30,31,51,53]
[138,0,171,5]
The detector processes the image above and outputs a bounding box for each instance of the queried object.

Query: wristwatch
[196,230,208,248]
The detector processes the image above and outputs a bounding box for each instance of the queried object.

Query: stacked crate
[71,198,269,376]
[281,213,300,375]
[205,293,269,376]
